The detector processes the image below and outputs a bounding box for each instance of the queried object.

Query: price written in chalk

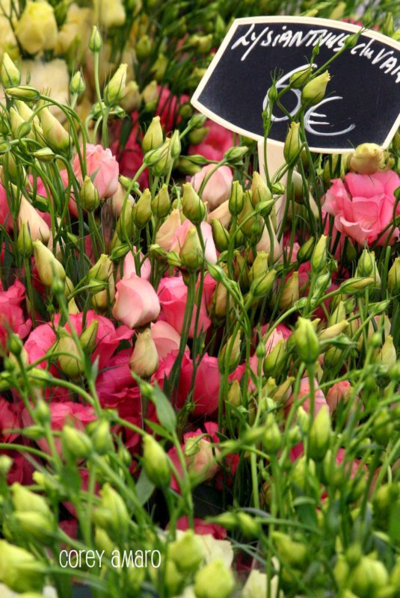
[192,17,400,153]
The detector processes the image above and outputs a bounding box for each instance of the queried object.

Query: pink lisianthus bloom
[22,401,96,455]
[190,164,233,211]
[73,144,119,200]
[168,422,220,492]
[156,86,189,131]
[0,398,21,443]
[0,280,32,346]
[113,276,160,328]
[174,516,227,539]
[189,120,234,161]
[0,183,11,230]
[170,219,217,265]
[192,354,221,416]
[6,453,35,486]
[287,377,328,416]
[158,275,212,338]
[96,349,135,406]
[111,116,149,188]
[151,320,182,360]
[122,251,151,281]
[322,171,400,246]
[153,350,193,409]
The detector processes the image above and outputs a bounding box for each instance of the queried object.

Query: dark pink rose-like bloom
[96,349,135,407]
[0,280,31,345]
[0,183,11,230]
[323,171,400,246]
[189,120,234,161]
[111,118,149,188]
[156,86,189,131]
[74,144,119,200]
[158,276,211,338]
[192,354,221,416]
[0,398,21,443]
[174,516,227,539]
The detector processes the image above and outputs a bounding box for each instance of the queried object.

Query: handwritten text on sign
[192,17,400,152]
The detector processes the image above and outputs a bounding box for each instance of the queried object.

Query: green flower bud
[229,181,244,216]
[132,188,152,228]
[80,320,99,353]
[0,540,45,593]
[89,419,113,455]
[94,484,130,539]
[290,65,313,88]
[152,184,170,218]
[309,405,331,460]
[142,116,163,153]
[40,107,71,154]
[211,218,230,252]
[194,559,235,598]
[227,380,242,407]
[170,129,181,160]
[297,236,315,263]
[0,455,12,477]
[11,483,52,517]
[94,527,115,559]
[340,277,376,293]
[251,171,271,206]
[169,531,204,575]
[284,121,301,163]
[1,53,20,88]
[295,317,320,364]
[272,531,308,568]
[180,227,203,270]
[57,328,83,378]
[263,339,286,378]
[388,257,400,294]
[349,143,385,175]
[311,234,328,273]
[17,222,33,258]
[81,175,100,212]
[105,64,128,105]
[349,556,389,598]
[34,399,51,425]
[182,182,206,224]
[136,35,152,61]
[70,71,86,96]
[219,331,241,373]
[143,435,171,488]
[188,126,209,145]
[13,512,55,542]
[250,269,277,299]
[249,251,269,283]
[89,26,102,53]
[224,146,248,165]
[33,241,66,287]
[302,71,331,106]
[33,147,56,162]
[5,86,40,101]
[278,272,299,310]
[62,426,92,459]
[263,414,281,454]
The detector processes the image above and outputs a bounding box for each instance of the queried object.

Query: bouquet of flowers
[0,1,399,597]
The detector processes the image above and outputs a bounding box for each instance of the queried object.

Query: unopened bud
[295,317,320,364]
[81,175,100,211]
[302,71,330,106]
[152,184,170,218]
[284,121,301,163]
[57,328,83,378]
[129,329,159,378]
[211,218,230,252]
[250,269,277,298]
[39,108,70,154]
[311,235,328,273]
[169,531,204,575]
[251,171,271,206]
[142,435,171,488]
[105,64,127,105]
[309,405,331,460]
[180,227,203,270]
[70,71,86,96]
[194,559,235,598]
[182,182,206,224]
[229,181,244,216]
[349,143,385,175]
[89,26,102,53]
[33,240,66,287]
[1,53,20,88]
[132,188,152,228]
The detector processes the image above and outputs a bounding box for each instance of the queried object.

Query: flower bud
[148,139,172,175]
[132,188,152,228]
[136,35,152,61]
[1,53,20,88]
[309,405,331,460]
[33,240,66,287]
[249,251,269,282]
[349,143,385,175]
[33,147,56,162]
[142,80,158,111]
[5,85,40,101]
[80,320,99,353]
[311,235,327,273]
[290,66,313,88]
[62,425,92,460]
[0,540,45,593]
[129,329,159,378]
[81,175,100,211]
[105,64,128,105]
[284,121,301,163]
[194,559,235,598]
[272,532,308,568]
[263,414,281,454]
[18,197,50,244]
[250,269,277,299]
[302,71,330,106]
[39,107,71,154]
[94,483,130,539]
[219,331,241,373]
[11,483,52,517]
[278,271,299,310]
[182,182,206,224]
[180,227,203,271]
[251,171,271,206]
[10,107,29,139]
[120,80,141,113]
[339,277,375,293]
[142,435,171,488]
[224,145,248,165]
[13,511,55,542]
[152,184,170,218]
[263,339,286,378]
[17,222,33,258]
[57,328,83,378]
[349,556,389,598]
[89,419,114,455]
[170,130,181,160]
[318,320,348,342]
[89,26,102,53]
[169,531,204,575]
[227,380,242,407]
[229,181,244,216]
[376,335,396,370]
[211,218,230,252]
[295,317,320,364]
[388,257,400,294]
[70,71,86,96]
[238,191,261,238]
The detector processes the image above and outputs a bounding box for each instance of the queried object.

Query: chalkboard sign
[192,17,400,153]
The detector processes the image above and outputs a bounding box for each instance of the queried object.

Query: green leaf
[136,469,155,505]
[150,385,177,434]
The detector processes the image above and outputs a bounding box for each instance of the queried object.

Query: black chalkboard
[192,17,400,152]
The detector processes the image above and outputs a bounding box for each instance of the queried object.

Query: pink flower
[326,381,354,415]
[96,349,134,406]
[111,117,149,188]
[323,171,400,246]
[151,321,182,359]
[74,144,119,200]
[174,516,227,539]
[158,276,211,338]
[0,183,11,231]
[191,165,233,211]
[0,280,31,346]
[122,251,151,281]
[154,350,193,409]
[189,120,234,161]
[192,354,221,416]
[288,377,327,416]
[0,398,20,443]
[113,277,160,328]
[156,86,189,131]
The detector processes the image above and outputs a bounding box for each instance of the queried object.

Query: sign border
[191,16,400,154]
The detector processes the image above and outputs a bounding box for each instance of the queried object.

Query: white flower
[21,59,69,122]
